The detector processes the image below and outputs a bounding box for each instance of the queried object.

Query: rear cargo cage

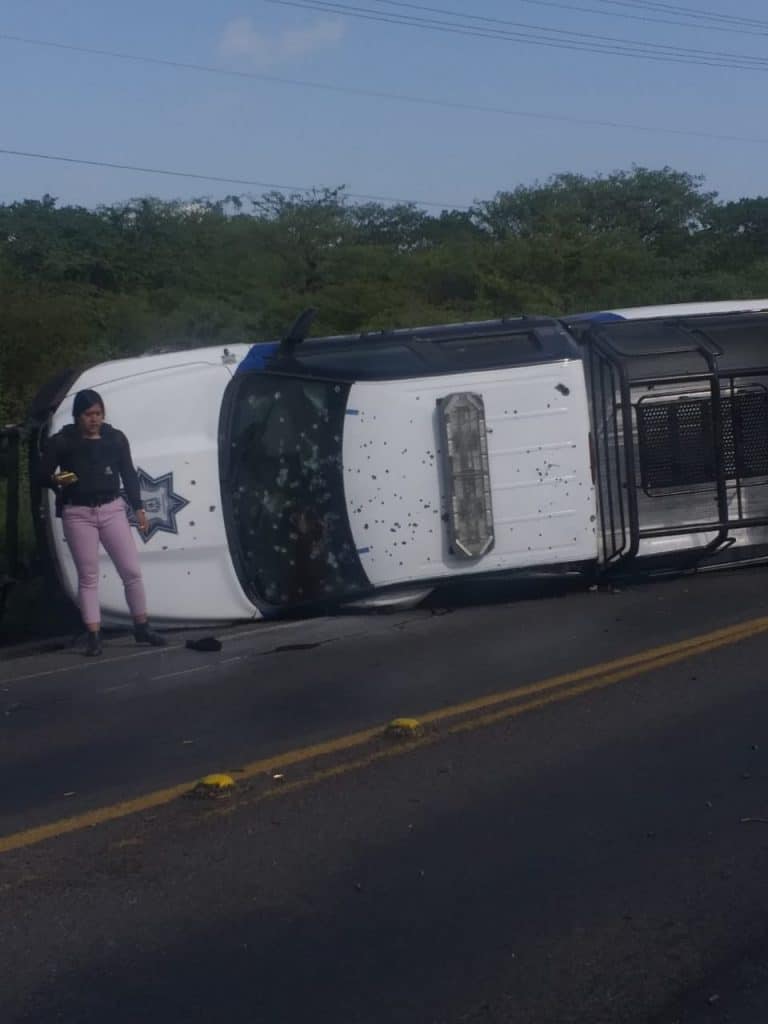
[572,311,768,569]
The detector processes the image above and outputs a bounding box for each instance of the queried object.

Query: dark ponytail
[72,389,104,420]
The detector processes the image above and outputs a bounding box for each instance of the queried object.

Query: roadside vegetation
[4,165,768,424]
[2,164,768,639]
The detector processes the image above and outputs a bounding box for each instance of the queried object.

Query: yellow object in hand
[55,471,78,486]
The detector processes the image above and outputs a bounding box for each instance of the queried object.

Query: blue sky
[1,0,767,210]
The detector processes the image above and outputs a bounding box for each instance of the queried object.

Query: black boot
[134,622,167,647]
[85,630,103,657]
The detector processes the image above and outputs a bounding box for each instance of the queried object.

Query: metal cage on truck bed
[572,311,768,571]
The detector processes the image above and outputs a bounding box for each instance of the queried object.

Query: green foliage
[1,167,767,426]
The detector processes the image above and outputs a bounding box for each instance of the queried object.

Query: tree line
[2,165,767,423]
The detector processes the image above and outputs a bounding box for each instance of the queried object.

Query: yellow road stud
[188,773,236,798]
[385,718,424,739]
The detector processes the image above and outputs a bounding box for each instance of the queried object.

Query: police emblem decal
[122,468,190,543]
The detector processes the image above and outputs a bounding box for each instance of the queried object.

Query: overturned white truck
[19,299,768,624]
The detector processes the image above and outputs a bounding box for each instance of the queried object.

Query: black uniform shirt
[40,423,144,510]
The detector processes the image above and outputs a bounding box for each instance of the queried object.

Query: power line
[280,0,768,65]
[510,0,768,37]
[0,147,469,210]
[591,0,768,30]
[366,0,768,56]
[266,0,768,69]
[4,32,768,147]
[5,20,768,76]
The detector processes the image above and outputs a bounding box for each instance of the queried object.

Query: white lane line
[101,683,135,694]
[0,621,303,686]
[5,645,185,684]
[150,664,216,682]
[150,654,244,682]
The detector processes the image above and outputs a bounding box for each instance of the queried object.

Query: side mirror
[279,307,318,356]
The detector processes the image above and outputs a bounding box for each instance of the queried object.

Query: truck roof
[240,315,582,381]
[565,300,768,324]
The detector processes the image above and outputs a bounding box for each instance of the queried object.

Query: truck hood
[46,347,259,625]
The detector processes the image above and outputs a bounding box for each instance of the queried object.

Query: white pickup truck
[25,299,768,624]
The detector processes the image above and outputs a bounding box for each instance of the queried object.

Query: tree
[474,167,716,256]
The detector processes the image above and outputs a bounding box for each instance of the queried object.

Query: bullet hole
[190,480,197,485]
[555,383,570,396]
[209,505,216,512]
[189,521,195,526]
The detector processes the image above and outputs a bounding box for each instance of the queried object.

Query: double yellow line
[2,613,768,856]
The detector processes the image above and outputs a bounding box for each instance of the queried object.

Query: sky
[1,0,768,211]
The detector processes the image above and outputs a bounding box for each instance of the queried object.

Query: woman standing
[40,389,166,656]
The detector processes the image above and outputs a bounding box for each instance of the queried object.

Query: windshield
[221,373,369,608]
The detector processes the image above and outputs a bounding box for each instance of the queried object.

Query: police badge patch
[122,468,190,543]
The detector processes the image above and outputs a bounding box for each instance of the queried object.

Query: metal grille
[638,390,768,490]
[588,350,630,564]
[722,391,768,478]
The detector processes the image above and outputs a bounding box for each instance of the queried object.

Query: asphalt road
[4,569,768,1022]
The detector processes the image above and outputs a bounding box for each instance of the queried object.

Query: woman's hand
[136,509,149,534]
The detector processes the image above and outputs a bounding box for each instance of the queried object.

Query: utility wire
[591,0,768,30]
[266,0,768,69]
[4,32,768,147]
[508,0,768,37]
[366,0,768,55]
[5,19,768,71]
[0,147,469,209]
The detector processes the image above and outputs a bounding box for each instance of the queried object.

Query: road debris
[186,636,222,652]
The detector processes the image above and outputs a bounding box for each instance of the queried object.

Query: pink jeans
[62,498,146,625]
